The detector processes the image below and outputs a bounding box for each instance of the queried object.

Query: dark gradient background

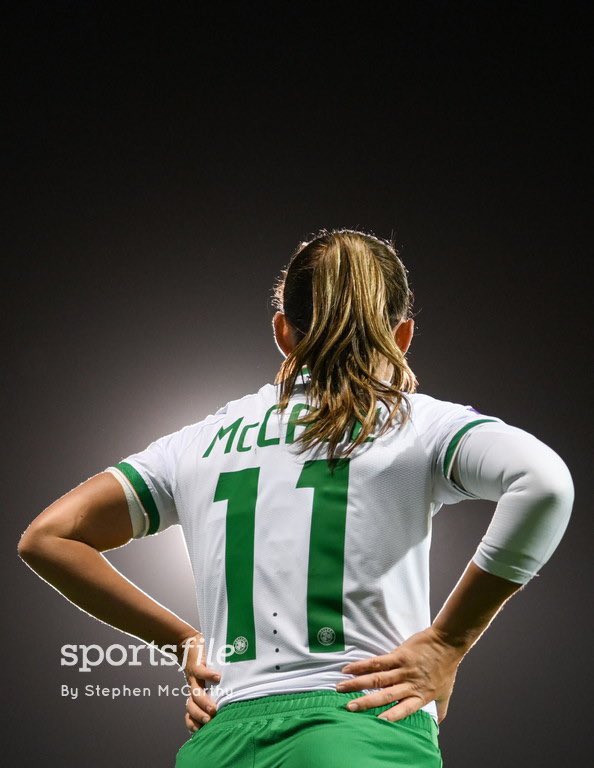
[3,3,591,766]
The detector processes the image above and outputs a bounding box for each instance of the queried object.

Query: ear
[272,311,296,358]
[394,318,414,354]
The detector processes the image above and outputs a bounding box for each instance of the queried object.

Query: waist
[215,689,437,737]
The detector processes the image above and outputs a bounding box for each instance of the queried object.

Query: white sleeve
[104,431,181,539]
[451,422,574,584]
[413,394,503,506]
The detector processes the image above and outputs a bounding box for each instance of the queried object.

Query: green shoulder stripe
[115,461,160,535]
[443,419,497,478]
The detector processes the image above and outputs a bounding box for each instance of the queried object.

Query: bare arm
[18,472,221,727]
[17,472,197,650]
[431,560,523,652]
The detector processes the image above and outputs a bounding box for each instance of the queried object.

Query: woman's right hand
[335,626,465,724]
[177,632,221,733]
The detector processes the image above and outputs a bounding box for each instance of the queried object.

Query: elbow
[18,520,52,564]
[18,527,39,563]
[530,459,574,523]
[543,460,574,511]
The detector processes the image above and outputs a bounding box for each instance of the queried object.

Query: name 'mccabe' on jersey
[105,366,500,724]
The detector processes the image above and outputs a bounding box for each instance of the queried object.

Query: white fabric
[450,422,574,584]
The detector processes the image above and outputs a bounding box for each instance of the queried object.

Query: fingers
[341,653,401,676]
[436,699,449,724]
[179,634,221,683]
[344,684,416,712]
[336,667,407,693]
[187,680,218,717]
[376,697,423,723]
[180,633,220,733]
[190,663,221,684]
[185,709,199,733]
[186,691,214,730]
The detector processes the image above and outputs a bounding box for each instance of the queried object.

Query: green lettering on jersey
[286,403,314,444]
[237,422,259,453]
[214,467,259,662]
[350,407,381,442]
[202,417,244,458]
[257,404,281,447]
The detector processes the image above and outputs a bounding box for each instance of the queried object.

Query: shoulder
[406,391,501,446]
[407,391,479,424]
[161,382,277,451]
[206,382,278,423]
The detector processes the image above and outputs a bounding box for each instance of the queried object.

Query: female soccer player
[18,229,573,767]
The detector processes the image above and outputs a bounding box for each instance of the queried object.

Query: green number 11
[213,458,350,662]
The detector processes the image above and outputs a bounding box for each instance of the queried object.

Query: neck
[374,359,394,383]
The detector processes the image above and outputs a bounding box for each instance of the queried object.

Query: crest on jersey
[317,627,336,646]
[233,636,249,654]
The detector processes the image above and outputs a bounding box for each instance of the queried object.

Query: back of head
[272,228,417,463]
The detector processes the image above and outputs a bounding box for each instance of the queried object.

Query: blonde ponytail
[272,229,417,463]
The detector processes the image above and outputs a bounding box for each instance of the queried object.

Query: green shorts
[175,689,442,767]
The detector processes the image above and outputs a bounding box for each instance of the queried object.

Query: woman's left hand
[335,626,465,724]
[176,632,221,733]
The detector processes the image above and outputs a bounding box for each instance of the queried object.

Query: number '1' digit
[298,458,349,653]
[214,467,259,661]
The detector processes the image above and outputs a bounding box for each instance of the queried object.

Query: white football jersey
[106,366,500,723]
